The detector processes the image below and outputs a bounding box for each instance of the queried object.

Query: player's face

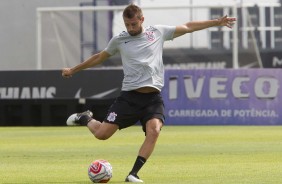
[123,15,144,36]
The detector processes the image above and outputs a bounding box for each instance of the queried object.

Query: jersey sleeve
[104,36,119,56]
[155,25,176,41]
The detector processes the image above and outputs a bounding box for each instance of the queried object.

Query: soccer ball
[88,159,113,183]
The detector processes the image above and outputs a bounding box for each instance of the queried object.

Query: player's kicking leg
[66,110,118,140]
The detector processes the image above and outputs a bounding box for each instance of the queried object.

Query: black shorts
[104,90,165,132]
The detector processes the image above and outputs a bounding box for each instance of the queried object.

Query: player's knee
[146,128,160,142]
[93,122,118,140]
[146,122,162,138]
[94,132,111,140]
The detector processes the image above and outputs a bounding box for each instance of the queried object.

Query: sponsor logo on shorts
[107,112,117,122]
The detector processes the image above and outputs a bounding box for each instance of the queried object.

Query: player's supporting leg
[66,110,118,140]
[125,118,163,182]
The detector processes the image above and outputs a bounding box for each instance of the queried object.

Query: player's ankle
[79,115,93,125]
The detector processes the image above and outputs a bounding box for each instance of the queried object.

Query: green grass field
[1,126,282,184]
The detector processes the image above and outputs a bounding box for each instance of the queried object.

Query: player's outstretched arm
[62,51,111,78]
[173,15,236,38]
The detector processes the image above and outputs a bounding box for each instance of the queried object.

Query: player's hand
[62,68,73,78]
[218,15,236,28]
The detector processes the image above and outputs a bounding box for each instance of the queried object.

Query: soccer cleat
[125,174,143,183]
[66,110,93,126]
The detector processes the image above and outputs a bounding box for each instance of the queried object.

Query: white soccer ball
[88,159,113,183]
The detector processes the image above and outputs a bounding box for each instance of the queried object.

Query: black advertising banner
[0,70,123,99]
[261,50,282,68]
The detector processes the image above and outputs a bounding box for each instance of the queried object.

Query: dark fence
[0,99,114,126]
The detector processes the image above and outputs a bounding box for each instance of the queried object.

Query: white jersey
[105,25,176,91]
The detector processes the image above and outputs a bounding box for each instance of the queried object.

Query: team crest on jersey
[145,31,155,41]
[107,112,117,122]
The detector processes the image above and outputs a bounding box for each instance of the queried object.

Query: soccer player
[62,3,236,183]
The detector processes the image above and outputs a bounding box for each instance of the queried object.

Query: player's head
[123,4,144,36]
